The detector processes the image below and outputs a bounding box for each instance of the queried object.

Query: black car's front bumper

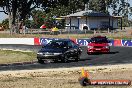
[37,54,62,60]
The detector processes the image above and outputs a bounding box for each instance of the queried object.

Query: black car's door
[67,41,78,57]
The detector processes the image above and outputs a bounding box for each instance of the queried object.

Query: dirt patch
[0,64,132,88]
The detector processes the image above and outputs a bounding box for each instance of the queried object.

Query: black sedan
[37,39,82,63]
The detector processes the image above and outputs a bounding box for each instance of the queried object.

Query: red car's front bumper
[87,48,110,54]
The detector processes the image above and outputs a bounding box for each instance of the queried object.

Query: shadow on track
[87,51,119,55]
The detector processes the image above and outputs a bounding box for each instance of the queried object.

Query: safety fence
[34,38,132,47]
[0,38,131,47]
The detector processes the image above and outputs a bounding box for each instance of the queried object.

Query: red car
[87,36,110,54]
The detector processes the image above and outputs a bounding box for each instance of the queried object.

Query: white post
[94,29,96,35]
[24,26,25,35]
[108,28,109,33]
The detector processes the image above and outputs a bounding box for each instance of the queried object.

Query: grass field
[0,49,36,64]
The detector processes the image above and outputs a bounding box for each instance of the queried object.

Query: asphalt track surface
[0,46,132,71]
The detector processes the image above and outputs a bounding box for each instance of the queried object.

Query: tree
[0,0,45,34]
[88,0,98,11]
[31,9,46,28]
[1,18,9,30]
[1,0,131,32]
[110,0,132,26]
[88,0,112,14]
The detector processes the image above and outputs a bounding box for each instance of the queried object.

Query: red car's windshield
[90,37,109,43]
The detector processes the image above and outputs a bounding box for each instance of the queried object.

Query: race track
[0,46,132,71]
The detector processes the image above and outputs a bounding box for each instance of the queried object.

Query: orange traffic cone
[79,68,91,86]
[81,68,89,78]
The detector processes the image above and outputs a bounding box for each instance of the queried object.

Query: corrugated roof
[60,10,122,18]
[63,10,111,17]
[66,10,93,17]
[83,12,110,17]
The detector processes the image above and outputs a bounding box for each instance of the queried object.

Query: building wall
[113,18,119,29]
[65,17,78,30]
[65,17,119,30]
[90,17,109,28]
[109,18,119,29]
[79,17,87,30]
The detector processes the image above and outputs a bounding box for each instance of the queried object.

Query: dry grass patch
[0,68,131,88]
[0,49,36,64]
[0,29,132,39]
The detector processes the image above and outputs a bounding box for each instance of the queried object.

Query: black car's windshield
[90,37,108,43]
[45,41,67,48]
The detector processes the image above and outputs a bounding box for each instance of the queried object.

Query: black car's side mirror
[77,44,80,46]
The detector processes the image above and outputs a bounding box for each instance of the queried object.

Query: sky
[0,1,132,22]
[0,8,8,22]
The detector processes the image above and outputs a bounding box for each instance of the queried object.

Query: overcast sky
[0,1,132,22]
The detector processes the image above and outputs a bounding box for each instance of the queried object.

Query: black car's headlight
[37,52,43,55]
[79,47,82,52]
[54,53,62,55]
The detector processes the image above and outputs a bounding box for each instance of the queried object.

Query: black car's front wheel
[38,58,44,64]
[75,53,80,62]
[61,54,69,63]
[53,59,58,63]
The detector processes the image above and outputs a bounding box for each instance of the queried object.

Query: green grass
[0,49,36,64]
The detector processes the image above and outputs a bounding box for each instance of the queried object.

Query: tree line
[0,0,132,34]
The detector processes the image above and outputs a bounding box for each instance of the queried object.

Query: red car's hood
[88,43,109,46]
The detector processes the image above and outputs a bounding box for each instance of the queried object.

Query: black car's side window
[68,41,73,48]
[68,41,77,48]
[60,42,67,48]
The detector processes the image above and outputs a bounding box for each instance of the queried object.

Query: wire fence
[0,27,132,39]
